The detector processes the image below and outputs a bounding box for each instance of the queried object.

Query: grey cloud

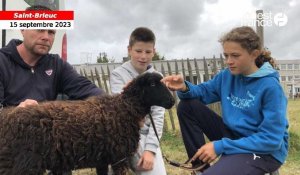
[252,0,293,11]
[254,0,300,59]
[66,0,300,64]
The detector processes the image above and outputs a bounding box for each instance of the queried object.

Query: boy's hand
[123,80,132,90]
[139,118,146,127]
[161,74,187,91]
[136,150,155,171]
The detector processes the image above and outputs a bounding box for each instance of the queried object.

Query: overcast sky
[65,0,299,64]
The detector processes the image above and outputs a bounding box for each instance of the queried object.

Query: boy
[110,27,167,175]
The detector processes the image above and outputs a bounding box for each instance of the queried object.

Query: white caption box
[0,20,74,29]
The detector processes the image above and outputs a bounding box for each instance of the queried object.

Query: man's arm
[0,78,4,106]
[59,62,105,99]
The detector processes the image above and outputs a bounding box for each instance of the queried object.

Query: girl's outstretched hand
[161,74,187,91]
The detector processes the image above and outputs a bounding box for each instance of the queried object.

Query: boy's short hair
[129,27,156,47]
[26,5,52,11]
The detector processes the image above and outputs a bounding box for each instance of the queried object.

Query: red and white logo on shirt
[45,69,53,76]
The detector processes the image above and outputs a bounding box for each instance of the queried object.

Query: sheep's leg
[95,164,109,175]
[12,150,45,175]
[111,163,129,175]
[14,168,45,175]
[0,146,45,175]
[0,146,15,175]
[0,158,13,174]
[47,170,72,175]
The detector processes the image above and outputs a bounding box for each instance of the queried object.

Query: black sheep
[0,72,175,175]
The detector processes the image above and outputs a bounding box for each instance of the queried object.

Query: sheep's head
[123,72,175,109]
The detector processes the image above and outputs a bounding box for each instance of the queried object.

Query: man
[0,5,105,175]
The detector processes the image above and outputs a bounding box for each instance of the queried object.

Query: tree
[152,52,165,61]
[97,52,109,63]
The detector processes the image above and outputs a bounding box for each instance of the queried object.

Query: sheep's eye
[150,82,156,87]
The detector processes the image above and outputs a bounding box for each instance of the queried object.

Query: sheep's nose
[165,96,175,109]
[171,97,175,106]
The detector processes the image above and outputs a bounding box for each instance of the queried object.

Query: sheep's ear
[136,72,161,88]
[136,73,151,86]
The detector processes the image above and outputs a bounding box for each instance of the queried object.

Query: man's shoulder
[45,53,61,61]
[0,46,11,59]
[0,51,11,67]
[42,53,65,67]
[0,51,7,60]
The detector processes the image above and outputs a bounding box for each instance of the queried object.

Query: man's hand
[136,150,155,171]
[191,142,217,164]
[161,74,187,91]
[18,99,39,108]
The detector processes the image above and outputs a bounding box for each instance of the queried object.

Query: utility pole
[2,0,6,47]
[256,10,264,48]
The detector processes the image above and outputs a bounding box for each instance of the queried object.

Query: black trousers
[177,99,281,175]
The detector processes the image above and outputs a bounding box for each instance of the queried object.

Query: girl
[162,26,289,175]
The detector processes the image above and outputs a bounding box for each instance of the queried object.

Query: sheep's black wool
[0,72,175,175]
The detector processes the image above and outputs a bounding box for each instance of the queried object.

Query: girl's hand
[161,74,187,91]
[191,142,217,164]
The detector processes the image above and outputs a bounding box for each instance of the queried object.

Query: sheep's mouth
[163,98,175,109]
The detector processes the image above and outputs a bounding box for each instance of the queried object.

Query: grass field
[279,99,300,175]
[71,99,300,175]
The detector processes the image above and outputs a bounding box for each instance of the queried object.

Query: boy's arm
[110,71,126,94]
[144,106,165,154]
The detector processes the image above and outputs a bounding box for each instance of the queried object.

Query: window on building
[281,76,286,81]
[288,64,293,70]
[294,64,299,70]
[295,75,300,79]
[288,76,293,81]
[281,64,287,70]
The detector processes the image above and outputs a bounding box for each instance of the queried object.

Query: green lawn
[280,99,300,175]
